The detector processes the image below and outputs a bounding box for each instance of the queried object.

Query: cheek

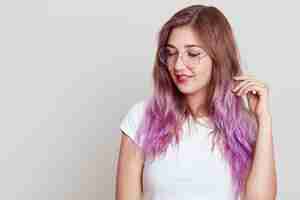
[194,63,213,82]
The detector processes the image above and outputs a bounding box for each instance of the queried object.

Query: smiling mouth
[176,75,193,83]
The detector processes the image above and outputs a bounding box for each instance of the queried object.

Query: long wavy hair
[135,5,258,200]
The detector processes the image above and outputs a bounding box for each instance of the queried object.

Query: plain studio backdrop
[0,0,298,199]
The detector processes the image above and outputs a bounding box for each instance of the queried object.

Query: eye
[187,51,201,57]
[165,48,177,56]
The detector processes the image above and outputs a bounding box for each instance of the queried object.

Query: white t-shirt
[120,99,238,200]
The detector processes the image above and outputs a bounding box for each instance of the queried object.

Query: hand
[231,74,271,120]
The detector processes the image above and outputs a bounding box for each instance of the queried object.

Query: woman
[116,5,277,200]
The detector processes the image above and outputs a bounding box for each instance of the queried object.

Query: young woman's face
[166,26,213,95]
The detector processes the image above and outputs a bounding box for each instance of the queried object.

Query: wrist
[257,112,272,122]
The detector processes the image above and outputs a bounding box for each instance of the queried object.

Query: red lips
[176,74,193,83]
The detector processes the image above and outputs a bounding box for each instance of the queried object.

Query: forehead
[167,26,204,48]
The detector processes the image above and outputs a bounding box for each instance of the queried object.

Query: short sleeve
[120,100,146,147]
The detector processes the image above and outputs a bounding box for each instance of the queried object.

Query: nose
[174,54,186,71]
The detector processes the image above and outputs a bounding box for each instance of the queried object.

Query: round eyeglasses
[158,46,208,67]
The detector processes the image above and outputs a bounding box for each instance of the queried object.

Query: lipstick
[176,75,191,84]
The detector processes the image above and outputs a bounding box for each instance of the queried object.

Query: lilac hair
[134,5,258,200]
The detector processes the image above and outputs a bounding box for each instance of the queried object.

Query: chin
[177,86,196,94]
[178,84,207,95]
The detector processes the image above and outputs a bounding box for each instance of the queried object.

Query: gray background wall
[0,0,298,199]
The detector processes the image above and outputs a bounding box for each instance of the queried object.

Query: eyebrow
[166,44,204,48]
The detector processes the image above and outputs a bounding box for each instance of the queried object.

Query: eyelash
[167,52,201,57]
[187,52,200,57]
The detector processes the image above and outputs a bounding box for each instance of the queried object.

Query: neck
[185,87,209,118]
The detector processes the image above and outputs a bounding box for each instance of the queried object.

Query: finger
[232,79,256,92]
[233,76,266,88]
[236,82,257,96]
[244,87,259,96]
[238,83,266,97]
[235,80,264,95]
[233,74,256,80]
